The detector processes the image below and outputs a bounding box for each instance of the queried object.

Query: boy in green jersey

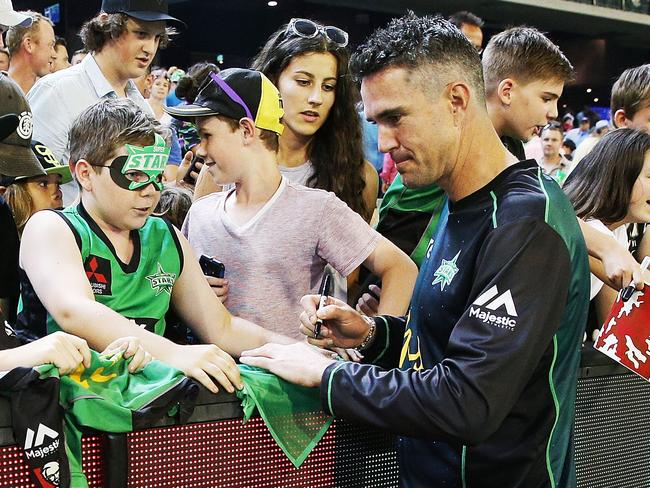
[17,98,294,394]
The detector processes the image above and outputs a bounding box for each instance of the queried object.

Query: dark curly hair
[349,11,484,103]
[251,21,370,221]
[79,13,175,52]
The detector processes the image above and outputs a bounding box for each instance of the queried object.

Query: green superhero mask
[108,133,170,191]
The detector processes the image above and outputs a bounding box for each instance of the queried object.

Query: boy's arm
[362,237,417,316]
[170,227,295,354]
[20,212,242,393]
[579,218,642,290]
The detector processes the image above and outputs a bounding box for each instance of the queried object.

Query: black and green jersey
[16,204,183,341]
[322,160,590,487]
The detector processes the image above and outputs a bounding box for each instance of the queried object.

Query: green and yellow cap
[165,68,284,135]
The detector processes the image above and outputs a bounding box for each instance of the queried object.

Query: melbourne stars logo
[146,263,176,296]
[432,251,460,291]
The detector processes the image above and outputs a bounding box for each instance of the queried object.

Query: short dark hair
[610,64,650,124]
[482,27,574,92]
[349,12,484,102]
[79,13,174,52]
[564,128,650,224]
[562,138,576,151]
[54,36,67,48]
[448,11,484,29]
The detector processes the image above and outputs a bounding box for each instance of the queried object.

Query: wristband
[355,315,377,352]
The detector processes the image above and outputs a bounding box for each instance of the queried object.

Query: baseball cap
[579,116,590,123]
[0,74,45,177]
[101,0,185,27]
[1,140,71,186]
[165,68,284,135]
[595,119,609,131]
[0,0,32,29]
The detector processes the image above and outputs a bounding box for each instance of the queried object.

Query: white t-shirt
[279,161,315,187]
[182,177,381,338]
[586,219,629,300]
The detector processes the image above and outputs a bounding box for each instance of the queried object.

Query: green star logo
[146,263,176,296]
[431,251,460,291]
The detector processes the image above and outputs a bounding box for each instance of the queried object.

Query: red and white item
[595,285,650,380]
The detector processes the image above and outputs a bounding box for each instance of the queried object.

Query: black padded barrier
[0,345,648,487]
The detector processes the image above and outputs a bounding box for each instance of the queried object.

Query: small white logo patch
[16,111,33,139]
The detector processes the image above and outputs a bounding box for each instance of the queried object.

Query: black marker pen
[314,274,331,339]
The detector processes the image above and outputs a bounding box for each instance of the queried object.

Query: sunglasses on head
[285,18,349,48]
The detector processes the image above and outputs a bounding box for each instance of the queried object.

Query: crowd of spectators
[1,0,650,486]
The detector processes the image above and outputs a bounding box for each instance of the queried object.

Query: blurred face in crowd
[30,21,56,76]
[541,127,562,159]
[196,116,245,185]
[78,146,161,231]
[460,23,483,51]
[150,74,170,101]
[617,102,650,134]
[71,51,86,65]
[562,142,574,157]
[25,174,63,211]
[134,72,154,98]
[107,17,165,82]
[276,51,337,141]
[50,43,70,72]
[0,50,9,71]
[362,66,460,189]
[503,78,563,142]
[625,150,650,225]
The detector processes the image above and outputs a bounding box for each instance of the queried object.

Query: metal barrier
[0,346,648,487]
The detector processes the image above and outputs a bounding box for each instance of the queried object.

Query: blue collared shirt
[27,54,153,164]
[27,54,153,206]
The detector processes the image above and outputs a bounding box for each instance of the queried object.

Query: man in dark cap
[27,0,185,205]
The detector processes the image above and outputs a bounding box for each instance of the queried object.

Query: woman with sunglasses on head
[251,18,378,223]
[564,128,650,335]
[251,18,379,304]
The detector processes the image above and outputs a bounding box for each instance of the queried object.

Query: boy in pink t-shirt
[168,69,417,338]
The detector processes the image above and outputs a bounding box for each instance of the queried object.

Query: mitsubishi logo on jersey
[84,255,112,296]
[469,285,518,330]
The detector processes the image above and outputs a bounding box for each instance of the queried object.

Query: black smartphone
[199,255,225,279]
[182,154,204,184]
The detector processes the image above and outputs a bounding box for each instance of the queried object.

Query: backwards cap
[165,68,284,135]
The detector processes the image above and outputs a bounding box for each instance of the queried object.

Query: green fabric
[45,206,181,336]
[37,350,189,487]
[236,365,333,468]
[378,174,446,267]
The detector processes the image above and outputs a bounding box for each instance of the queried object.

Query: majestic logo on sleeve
[24,423,59,460]
[470,285,518,330]
[432,251,460,291]
[84,255,112,296]
[146,263,176,296]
